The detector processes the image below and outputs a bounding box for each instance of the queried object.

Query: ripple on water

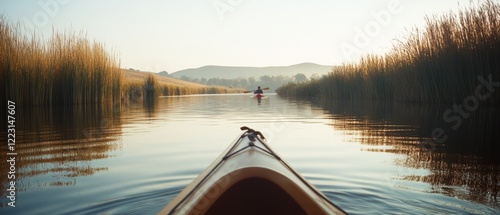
[2,94,498,214]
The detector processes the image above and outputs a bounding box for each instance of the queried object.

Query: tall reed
[144,73,158,99]
[0,17,122,106]
[1,16,246,107]
[278,0,500,106]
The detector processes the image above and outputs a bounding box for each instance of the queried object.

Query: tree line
[176,73,315,91]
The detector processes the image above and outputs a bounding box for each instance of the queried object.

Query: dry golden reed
[1,17,241,107]
[0,16,122,106]
[278,0,500,106]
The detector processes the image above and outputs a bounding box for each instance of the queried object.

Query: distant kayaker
[254,86,263,94]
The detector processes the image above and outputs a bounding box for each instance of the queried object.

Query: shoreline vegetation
[277,1,500,106]
[0,17,241,107]
[124,70,241,102]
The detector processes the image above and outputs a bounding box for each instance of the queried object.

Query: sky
[0,0,488,73]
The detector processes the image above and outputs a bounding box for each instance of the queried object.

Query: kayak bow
[159,127,346,215]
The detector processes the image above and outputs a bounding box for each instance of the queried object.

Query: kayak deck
[206,177,306,215]
[160,127,346,215]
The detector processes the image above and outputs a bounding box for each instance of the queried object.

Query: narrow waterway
[0,94,498,214]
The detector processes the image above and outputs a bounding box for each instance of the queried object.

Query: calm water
[1,94,499,214]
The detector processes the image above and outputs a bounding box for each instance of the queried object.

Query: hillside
[122,69,243,97]
[170,63,333,79]
[123,69,208,88]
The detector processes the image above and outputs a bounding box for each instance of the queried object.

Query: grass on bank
[0,17,241,106]
[123,70,242,101]
[277,0,500,106]
[1,16,122,106]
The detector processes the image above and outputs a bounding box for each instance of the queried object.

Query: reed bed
[121,72,242,102]
[1,17,242,106]
[153,81,240,97]
[1,17,122,106]
[278,0,500,106]
[144,73,158,99]
[275,80,320,98]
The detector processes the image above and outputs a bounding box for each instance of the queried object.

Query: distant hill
[170,63,333,79]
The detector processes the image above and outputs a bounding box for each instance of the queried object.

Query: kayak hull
[254,93,264,99]
[159,127,346,215]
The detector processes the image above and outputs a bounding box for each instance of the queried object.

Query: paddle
[243,87,269,93]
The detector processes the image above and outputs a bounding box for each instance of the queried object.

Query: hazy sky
[0,0,486,73]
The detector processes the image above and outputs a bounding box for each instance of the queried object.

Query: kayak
[254,93,264,99]
[159,127,346,215]
[159,127,347,215]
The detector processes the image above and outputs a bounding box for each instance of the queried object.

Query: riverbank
[123,69,241,101]
[277,1,500,106]
[0,17,241,107]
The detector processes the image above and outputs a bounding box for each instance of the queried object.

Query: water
[1,94,499,214]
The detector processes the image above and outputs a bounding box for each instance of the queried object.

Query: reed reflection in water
[0,103,123,207]
[320,100,500,208]
[0,94,498,213]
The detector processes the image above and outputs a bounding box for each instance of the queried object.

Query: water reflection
[320,100,500,207]
[144,97,158,117]
[1,94,498,213]
[0,104,122,207]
